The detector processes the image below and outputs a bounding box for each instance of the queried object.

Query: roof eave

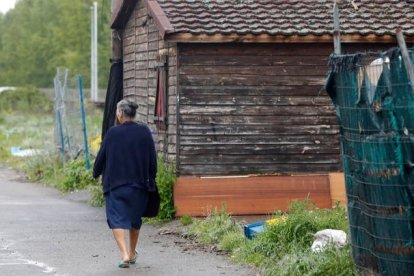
[111,0,139,30]
[144,0,174,39]
[111,0,174,38]
[164,33,414,44]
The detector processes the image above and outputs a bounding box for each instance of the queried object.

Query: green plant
[57,158,98,192]
[219,231,245,253]
[0,86,53,113]
[24,154,63,183]
[232,199,354,274]
[187,207,242,245]
[155,156,176,220]
[89,184,105,207]
[0,132,11,161]
[261,245,358,276]
[180,215,193,226]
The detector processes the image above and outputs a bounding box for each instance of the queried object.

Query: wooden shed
[110,0,414,216]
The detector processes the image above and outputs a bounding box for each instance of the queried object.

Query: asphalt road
[0,165,257,276]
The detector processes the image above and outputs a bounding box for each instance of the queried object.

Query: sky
[0,0,17,14]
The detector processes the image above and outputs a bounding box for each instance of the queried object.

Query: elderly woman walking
[93,99,157,268]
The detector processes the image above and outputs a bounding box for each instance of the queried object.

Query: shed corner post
[175,44,181,176]
[111,0,123,63]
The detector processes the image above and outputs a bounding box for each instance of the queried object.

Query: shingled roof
[112,0,414,42]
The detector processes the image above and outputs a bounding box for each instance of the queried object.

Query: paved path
[0,166,257,276]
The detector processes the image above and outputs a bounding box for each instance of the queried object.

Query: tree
[0,0,111,88]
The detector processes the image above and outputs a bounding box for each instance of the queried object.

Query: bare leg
[112,229,129,262]
[129,228,140,259]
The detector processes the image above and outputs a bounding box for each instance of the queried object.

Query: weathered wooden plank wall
[121,5,401,176]
[122,1,177,162]
[177,43,340,175]
[177,43,401,176]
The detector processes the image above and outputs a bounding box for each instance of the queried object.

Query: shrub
[58,158,98,192]
[23,153,98,193]
[0,86,52,113]
[155,156,176,220]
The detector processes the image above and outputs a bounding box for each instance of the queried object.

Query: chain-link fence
[54,68,90,167]
[326,47,414,275]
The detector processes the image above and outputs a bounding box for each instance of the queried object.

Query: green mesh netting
[326,47,414,275]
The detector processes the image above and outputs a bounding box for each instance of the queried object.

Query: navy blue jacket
[93,122,157,193]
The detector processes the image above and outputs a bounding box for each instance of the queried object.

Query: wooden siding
[329,173,346,206]
[174,175,332,216]
[177,43,340,176]
[122,1,177,162]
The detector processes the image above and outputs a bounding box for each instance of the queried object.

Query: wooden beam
[165,33,414,44]
[174,175,332,216]
[111,30,123,62]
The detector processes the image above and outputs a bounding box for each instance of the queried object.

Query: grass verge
[185,201,358,275]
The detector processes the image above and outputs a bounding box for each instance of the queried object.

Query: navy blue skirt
[105,185,149,229]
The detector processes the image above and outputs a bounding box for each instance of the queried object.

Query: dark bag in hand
[143,186,160,218]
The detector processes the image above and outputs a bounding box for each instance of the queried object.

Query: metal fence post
[78,76,91,170]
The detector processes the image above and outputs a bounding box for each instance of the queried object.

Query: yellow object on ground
[266,217,286,225]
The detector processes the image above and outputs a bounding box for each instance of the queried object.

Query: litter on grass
[10,147,44,157]
[311,229,347,253]
[244,217,287,239]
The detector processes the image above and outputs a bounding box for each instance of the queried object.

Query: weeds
[24,154,63,184]
[187,207,242,247]
[261,245,357,276]
[155,157,176,220]
[89,184,105,207]
[58,158,98,192]
[241,200,348,261]
[180,215,193,226]
[219,231,245,253]
[185,200,357,275]
[24,154,98,193]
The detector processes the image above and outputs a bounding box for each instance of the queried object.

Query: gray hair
[117,99,138,118]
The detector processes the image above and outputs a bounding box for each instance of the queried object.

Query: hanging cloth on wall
[101,60,123,139]
[154,55,168,131]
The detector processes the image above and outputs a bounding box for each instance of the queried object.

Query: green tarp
[326,47,414,275]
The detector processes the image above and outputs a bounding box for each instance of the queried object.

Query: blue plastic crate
[244,221,265,239]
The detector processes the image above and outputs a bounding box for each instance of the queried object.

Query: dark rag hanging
[101,60,123,139]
